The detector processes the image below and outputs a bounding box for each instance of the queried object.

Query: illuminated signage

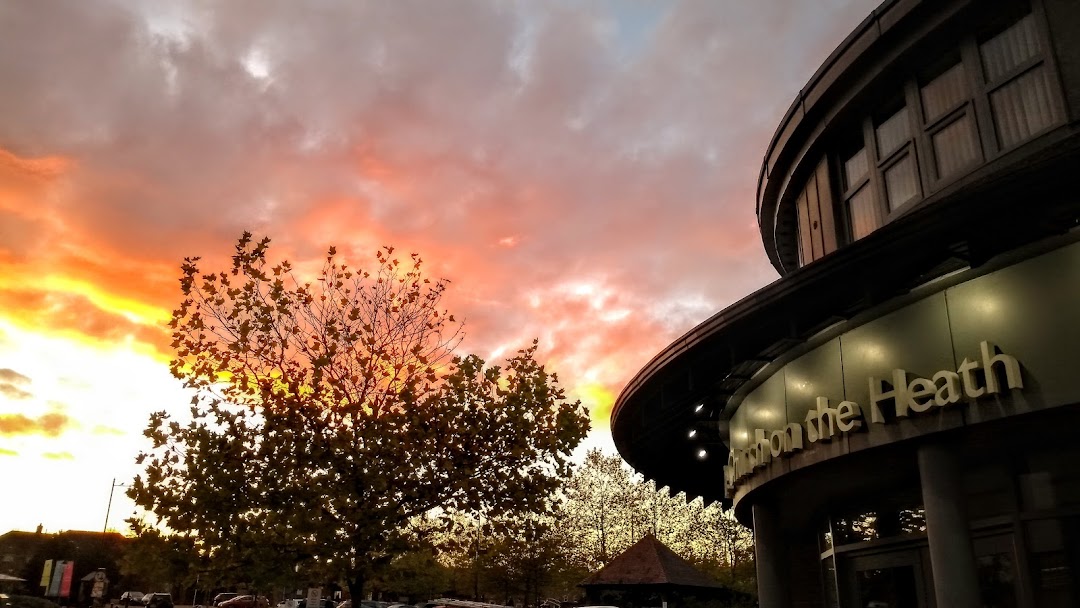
[723,341,1023,495]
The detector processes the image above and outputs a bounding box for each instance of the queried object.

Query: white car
[119,592,145,608]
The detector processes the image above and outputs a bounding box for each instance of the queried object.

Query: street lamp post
[103,478,127,534]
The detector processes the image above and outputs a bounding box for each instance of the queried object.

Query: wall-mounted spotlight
[696,448,709,460]
[686,420,721,441]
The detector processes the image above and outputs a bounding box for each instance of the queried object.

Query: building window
[874,100,921,212]
[831,506,927,545]
[931,113,980,179]
[980,13,1042,84]
[980,12,1063,150]
[875,106,911,159]
[884,152,919,210]
[847,185,878,241]
[921,62,969,122]
[788,4,1065,267]
[989,68,1060,148]
[844,147,869,187]
[921,61,983,180]
[816,6,1063,256]
[841,145,880,242]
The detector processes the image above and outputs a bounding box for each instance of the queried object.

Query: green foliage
[436,511,585,606]
[553,449,755,593]
[484,514,579,606]
[130,233,590,600]
[426,451,755,605]
[377,543,450,601]
[119,523,202,596]
[557,449,640,567]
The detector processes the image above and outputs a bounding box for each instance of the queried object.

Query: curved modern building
[611,0,1080,607]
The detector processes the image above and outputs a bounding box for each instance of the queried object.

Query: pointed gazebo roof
[580,534,725,589]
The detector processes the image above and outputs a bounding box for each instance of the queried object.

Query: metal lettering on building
[723,340,1023,496]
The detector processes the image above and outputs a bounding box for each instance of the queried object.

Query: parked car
[213,594,240,607]
[219,595,270,608]
[279,599,331,608]
[143,594,174,608]
[119,592,145,608]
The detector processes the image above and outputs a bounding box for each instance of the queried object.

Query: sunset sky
[0,0,879,535]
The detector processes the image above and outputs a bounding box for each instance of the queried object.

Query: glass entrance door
[841,549,929,608]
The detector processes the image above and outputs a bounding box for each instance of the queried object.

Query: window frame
[826,1,1065,252]
[973,6,1067,154]
[837,134,880,244]
[918,55,986,185]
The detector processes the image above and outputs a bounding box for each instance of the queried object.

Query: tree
[485,514,579,607]
[434,508,584,606]
[130,233,590,602]
[689,506,755,593]
[374,525,451,603]
[556,449,641,569]
[118,525,200,600]
[555,449,755,595]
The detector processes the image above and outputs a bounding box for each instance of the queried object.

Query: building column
[918,443,980,608]
[753,502,790,608]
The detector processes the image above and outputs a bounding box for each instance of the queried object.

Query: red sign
[59,561,75,598]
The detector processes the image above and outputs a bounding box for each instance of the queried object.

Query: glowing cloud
[42,451,75,461]
[0,0,885,533]
[574,382,617,429]
[0,412,73,437]
[0,367,33,400]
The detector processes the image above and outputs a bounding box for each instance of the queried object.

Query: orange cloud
[0,367,33,400]
[0,412,73,437]
[0,148,72,223]
[0,384,32,400]
[0,369,30,384]
[0,148,71,179]
[0,287,171,360]
[0,147,176,346]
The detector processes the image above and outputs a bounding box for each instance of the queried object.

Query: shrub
[8,596,61,608]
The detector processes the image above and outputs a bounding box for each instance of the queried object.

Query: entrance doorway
[841,549,929,608]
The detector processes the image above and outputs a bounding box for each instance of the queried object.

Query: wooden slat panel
[816,157,839,255]
[797,190,813,265]
[806,170,824,260]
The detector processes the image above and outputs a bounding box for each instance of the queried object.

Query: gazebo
[579,535,751,608]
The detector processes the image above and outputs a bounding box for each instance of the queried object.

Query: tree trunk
[347,571,366,605]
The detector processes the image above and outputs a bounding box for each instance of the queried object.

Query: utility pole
[103,478,126,534]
